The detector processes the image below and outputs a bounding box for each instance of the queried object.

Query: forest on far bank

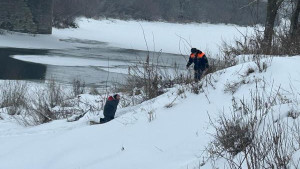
[53,0,267,28]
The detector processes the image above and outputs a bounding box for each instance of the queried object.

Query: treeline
[53,0,267,28]
[223,0,300,56]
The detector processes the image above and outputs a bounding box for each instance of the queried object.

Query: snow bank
[1,55,299,169]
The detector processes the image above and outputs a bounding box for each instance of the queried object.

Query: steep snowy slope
[1,56,300,169]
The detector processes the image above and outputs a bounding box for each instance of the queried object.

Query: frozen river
[0,38,187,87]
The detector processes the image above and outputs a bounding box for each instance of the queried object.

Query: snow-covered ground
[1,55,300,169]
[1,18,299,168]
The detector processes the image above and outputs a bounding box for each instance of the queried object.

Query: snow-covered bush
[189,82,203,94]
[164,88,186,108]
[245,67,255,76]
[221,27,300,56]
[207,84,300,168]
[0,81,28,115]
[211,112,254,156]
[253,55,271,73]
[47,79,65,108]
[224,80,245,94]
[147,110,155,122]
[52,16,78,29]
[120,57,176,101]
[0,79,88,126]
[29,92,57,124]
[89,86,100,95]
[72,78,86,97]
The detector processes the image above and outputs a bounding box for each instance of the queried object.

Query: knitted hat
[191,48,197,53]
[113,94,120,100]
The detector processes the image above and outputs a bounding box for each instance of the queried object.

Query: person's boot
[100,118,106,124]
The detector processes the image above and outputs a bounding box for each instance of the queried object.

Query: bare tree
[52,0,266,27]
[290,0,300,36]
[263,0,284,54]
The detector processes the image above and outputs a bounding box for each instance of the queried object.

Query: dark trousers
[194,69,203,81]
[100,116,114,124]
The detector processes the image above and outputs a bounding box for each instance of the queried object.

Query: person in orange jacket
[186,48,209,81]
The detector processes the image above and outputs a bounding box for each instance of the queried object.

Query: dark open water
[0,39,187,87]
[0,48,47,81]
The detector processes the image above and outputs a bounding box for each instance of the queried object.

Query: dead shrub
[120,57,171,101]
[47,79,64,108]
[287,109,300,119]
[0,79,84,126]
[224,81,244,94]
[72,78,86,97]
[190,82,203,94]
[253,55,270,73]
[245,67,255,76]
[0,81,28,115]
[30,93,57,124]
[148,110,155,122]
[177,87,185,96]
[206,85,300,169]
[213,113,254,156]
[89,86,100,95]
[221,27,300,57]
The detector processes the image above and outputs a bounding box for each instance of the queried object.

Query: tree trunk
[263,0,284,54]
[290,0,300,37]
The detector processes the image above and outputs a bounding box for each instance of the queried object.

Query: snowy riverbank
[1,55,300,169]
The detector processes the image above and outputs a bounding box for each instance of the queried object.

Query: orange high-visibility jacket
[187,51,209,70]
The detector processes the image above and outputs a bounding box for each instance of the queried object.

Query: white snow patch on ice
[0,31,74,49]
[12,55,129,67]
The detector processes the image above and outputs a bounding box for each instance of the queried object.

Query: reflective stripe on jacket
[190,52,205,59]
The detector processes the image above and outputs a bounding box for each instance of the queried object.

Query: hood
[108,96,114,101]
